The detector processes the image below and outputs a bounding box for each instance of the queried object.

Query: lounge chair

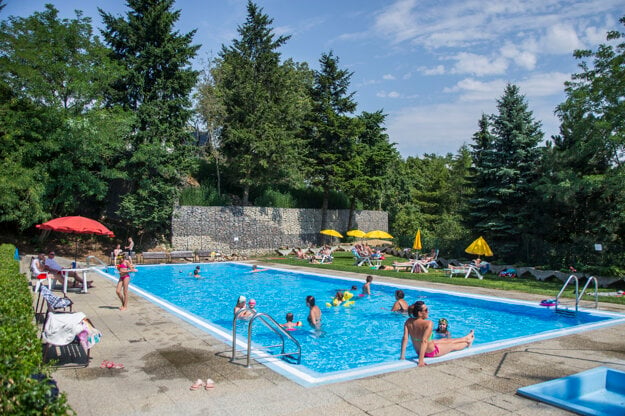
[352,248,372,267]
[449,264,483,279]
[392,259,429,273]
[276,248,294,256]
[41,312,101,367]
[35,285,73,323]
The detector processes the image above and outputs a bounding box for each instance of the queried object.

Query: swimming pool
[97,263,625,386]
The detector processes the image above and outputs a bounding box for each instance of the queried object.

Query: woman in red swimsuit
[400,301,474,366]
[116,256,136,311]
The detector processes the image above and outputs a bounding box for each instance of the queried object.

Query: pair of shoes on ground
[100,360,124,369]
[190,378,215,391]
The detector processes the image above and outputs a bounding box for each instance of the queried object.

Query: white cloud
[444,78,507,102]
[450,52,508,76]
[387,102,495,156]
[376,90,402,98]
[386,92,564,156]
[383,74,396,80]
[538,24,583,54]
[418,65,445,75]
[372,0,623,51]
[500,43,537,70]
[519,72,570,97]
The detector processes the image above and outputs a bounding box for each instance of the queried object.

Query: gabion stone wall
[171,205,388,256]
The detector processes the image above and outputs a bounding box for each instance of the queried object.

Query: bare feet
[119,306,127,311]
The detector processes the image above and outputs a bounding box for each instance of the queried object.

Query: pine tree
[469,85,543,261]
[215,1,311,205]
[305,51,360,230]
[100,0,199,237]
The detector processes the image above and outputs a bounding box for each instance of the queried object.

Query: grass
[256,251,625,306]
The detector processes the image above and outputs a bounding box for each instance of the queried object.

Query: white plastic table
[61,268,91,294]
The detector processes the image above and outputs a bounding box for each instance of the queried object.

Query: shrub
[254,188,296,208]
[0,244,72,415]
[178,184,230,206]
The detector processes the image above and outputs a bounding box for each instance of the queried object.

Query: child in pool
[362,275,373,295]
[281,312,302,330]
[436,318,451,338]
[192,266,201,278]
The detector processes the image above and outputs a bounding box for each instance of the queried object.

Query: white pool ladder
[230,309,301,368]
[555,275,598,315]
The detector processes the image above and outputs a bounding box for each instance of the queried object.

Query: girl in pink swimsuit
[116,257,136,311]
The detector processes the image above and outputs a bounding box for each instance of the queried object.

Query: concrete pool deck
[28,258,625,415]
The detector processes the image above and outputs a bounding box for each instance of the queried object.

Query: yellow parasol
[364,230,393,239]
[320,229,343,238]
[412,229,422,250]
[346,229,366,238]
[465,236,493,258]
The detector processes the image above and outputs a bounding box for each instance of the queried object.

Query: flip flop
[190,379,204,391]
[205,378,215,390]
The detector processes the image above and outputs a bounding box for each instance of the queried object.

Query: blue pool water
[98,263,625,386]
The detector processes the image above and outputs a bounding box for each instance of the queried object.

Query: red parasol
[37,216,115,237]
[37,216,115,261]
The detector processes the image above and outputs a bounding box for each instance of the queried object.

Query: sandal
[205,378,215,390]
[190,379,204,391]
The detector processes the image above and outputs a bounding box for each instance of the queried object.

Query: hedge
[0,244,72,415]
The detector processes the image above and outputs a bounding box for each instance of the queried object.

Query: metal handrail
[556,274,579,314]
[86,255,108,268]
[578,276,598,309]
[231,309,301,368]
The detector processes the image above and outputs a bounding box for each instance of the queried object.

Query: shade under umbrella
[37,216,115,261]
[465,236,493,257]
[364,230,393,239]
[346,229,366,238]
[412,229,422,250]
[320,229,343,238]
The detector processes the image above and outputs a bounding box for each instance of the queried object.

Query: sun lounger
[448,264,483,279]
[276,248,294,256]
[352,248,372,267]
[392,260,428,273]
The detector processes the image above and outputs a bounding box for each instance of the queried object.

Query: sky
[3,0,623,158]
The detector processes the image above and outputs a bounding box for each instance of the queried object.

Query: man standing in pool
[306,295,321,329]
[400,301,474,366]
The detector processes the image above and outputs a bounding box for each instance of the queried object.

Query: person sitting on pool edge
[306,295,321,329]
[400,300,474,367]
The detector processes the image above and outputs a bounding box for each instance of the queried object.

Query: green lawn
[256,251,625,306]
